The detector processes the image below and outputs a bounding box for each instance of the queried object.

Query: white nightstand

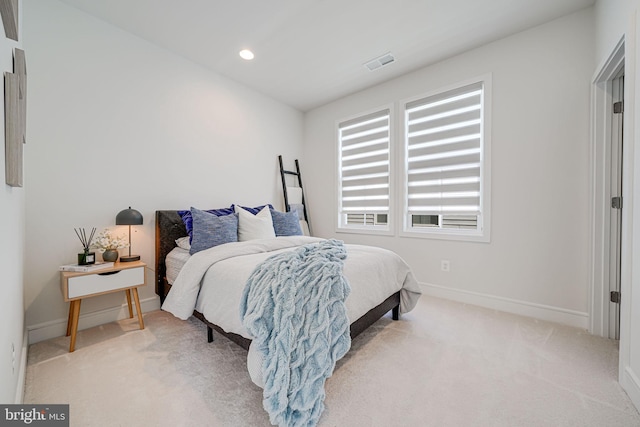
[60,260,146,352]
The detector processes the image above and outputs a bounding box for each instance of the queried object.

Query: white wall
[303,9,594,327]
[23,0,304,342]
[0,0,25,404]
[595,0,629,64]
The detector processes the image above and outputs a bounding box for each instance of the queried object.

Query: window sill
[336,227,394,237]
[399,228,490,243]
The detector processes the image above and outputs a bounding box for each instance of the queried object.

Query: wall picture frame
[5,48,26,187]
[14,47,25,143]
[5,71,21,186]
[0,0,17,41]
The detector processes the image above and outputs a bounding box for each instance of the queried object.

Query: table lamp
[116,206,143,262]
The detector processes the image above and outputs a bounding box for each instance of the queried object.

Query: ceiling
[58,0,595,111]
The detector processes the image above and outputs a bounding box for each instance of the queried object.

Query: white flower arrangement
[91,229,129,253]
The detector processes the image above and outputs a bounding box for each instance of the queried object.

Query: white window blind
[338,109,390,229]
[405,82,484,221]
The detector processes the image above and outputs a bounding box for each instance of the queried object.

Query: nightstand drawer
[67,266,144,299]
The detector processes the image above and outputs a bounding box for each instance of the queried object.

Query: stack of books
[59,261,114,272]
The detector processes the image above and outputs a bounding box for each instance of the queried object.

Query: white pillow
[235,205,276,241]
[175,236,191,250]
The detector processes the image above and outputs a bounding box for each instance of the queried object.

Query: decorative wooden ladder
[278,155,312,235]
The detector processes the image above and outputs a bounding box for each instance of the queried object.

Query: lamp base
[120,255,140,262]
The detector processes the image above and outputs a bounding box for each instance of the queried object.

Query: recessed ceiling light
[239,49,254,60]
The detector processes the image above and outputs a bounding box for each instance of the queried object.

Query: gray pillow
[190,207,238,254]
[270,208,303,236]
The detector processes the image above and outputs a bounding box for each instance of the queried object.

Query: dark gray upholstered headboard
[155,210,187,301]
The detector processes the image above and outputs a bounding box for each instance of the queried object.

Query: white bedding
[162,236,422,340]
[165,247,190,285]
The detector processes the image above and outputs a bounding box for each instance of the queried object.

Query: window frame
[335,105,395,235]
[399,75,492,242]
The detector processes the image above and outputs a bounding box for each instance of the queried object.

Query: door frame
[590,37,625,338]
[609,72,624,339]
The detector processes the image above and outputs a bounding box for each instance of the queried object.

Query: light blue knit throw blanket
[240,239,351,427]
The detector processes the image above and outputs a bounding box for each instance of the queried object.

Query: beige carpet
[24,295,640,426]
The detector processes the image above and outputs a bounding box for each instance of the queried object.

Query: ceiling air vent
[364,52,395,71]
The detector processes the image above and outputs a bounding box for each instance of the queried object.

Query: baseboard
[621,366,640,411]
[420,282,590,329]
[27,296,161,345]
[14,328,27,404]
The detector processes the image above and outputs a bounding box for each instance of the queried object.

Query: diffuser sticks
[74,227,96,251]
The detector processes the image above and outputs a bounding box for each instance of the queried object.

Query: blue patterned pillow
[178,205,234,242]
[189,207,238,254]
[270,208,303,236]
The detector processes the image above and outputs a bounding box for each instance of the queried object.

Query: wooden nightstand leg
[125,289,134,318]
[66,301,75,337]
[132,287,144,330]
[69,299,82,352]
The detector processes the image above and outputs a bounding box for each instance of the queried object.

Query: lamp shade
[116,207,143,225]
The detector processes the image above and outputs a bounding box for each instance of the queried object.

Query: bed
[155,209,422,351]
[155,207,422,424]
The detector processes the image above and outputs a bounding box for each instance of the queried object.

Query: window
[402,79,490,241]
[337,108,391,232]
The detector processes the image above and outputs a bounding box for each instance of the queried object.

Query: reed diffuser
[75,227,96,265]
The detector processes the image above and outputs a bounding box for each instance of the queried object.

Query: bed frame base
[195,292,401,350]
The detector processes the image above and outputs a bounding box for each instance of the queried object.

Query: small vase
[102,249,119,262]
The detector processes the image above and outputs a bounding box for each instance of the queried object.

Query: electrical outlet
[441,260,450,272]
